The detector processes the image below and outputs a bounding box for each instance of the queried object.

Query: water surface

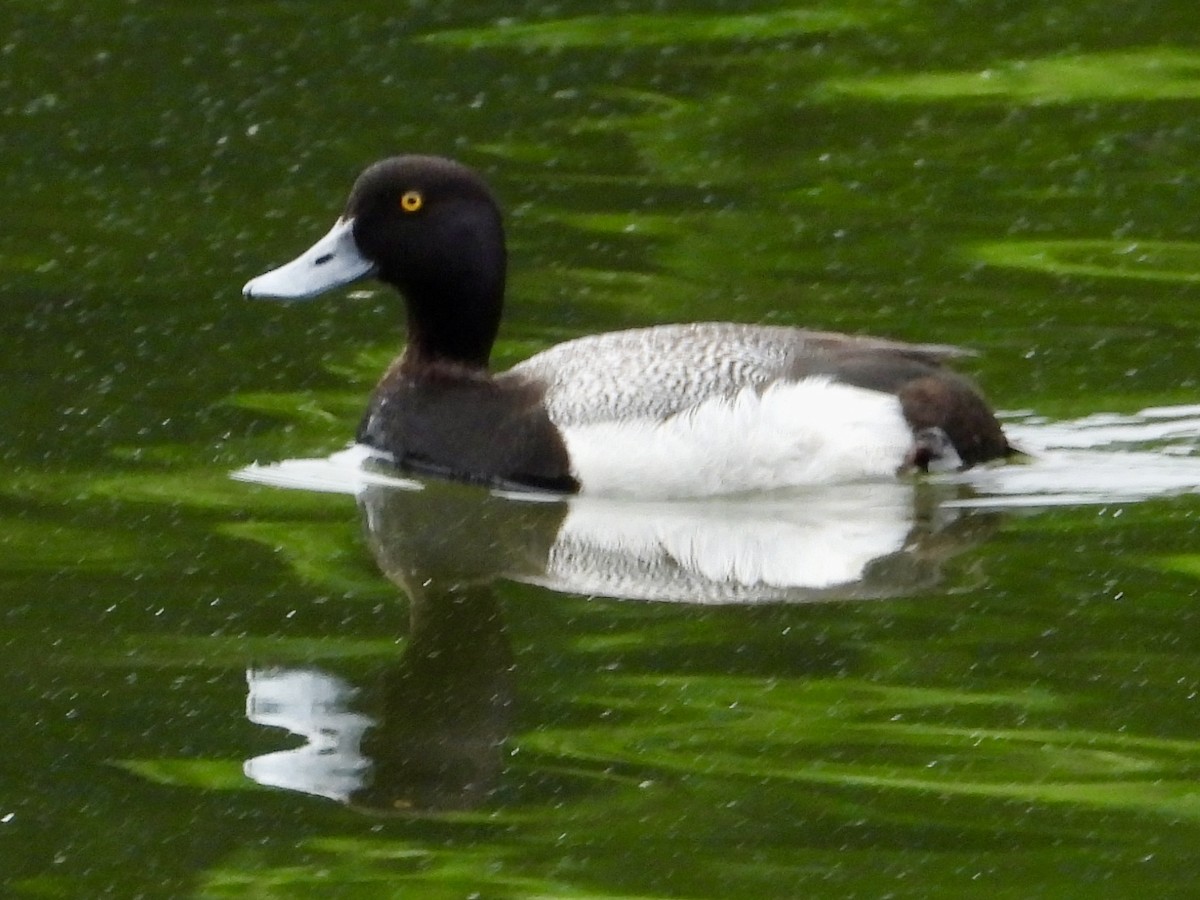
[2,1,1199,896]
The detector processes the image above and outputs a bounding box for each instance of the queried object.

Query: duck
[243,155,1012,497]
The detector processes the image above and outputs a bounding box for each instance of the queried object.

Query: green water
[3,1,1200,896]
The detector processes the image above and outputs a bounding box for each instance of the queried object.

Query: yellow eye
[400,190,423,213]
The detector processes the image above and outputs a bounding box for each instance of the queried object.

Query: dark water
[3,1,1200,896]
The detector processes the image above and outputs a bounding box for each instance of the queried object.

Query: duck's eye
[399,190,423,213]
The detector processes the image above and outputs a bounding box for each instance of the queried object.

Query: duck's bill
[243,217,376,300]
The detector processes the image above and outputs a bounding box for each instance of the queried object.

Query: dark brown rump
[896,375,1010,465]
[801,353,1010,466]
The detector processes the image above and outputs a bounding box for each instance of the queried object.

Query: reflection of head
[352,583,514,814]
[244,584,514,814]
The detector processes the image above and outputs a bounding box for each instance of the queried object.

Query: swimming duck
[244,155,1011,497]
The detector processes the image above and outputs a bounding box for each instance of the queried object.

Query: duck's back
[508,322,975,428]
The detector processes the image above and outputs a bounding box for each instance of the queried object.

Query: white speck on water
[23,93,58,115]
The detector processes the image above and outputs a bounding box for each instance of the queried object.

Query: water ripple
[948,404,1200,508]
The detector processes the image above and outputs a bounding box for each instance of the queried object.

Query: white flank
[560,377,912,498]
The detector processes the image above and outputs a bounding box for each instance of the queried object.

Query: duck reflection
[245,577,512,813]
[243,472,995,812]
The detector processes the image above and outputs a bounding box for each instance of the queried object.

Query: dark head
[244,155,507,370]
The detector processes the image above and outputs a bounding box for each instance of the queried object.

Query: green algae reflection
[420,6,886,50]
[821,48,1200,103]
[969,239,1200,284]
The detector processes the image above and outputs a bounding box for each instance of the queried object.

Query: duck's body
[244,156,1011,497]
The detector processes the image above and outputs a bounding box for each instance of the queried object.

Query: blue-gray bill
[243,217,376,300]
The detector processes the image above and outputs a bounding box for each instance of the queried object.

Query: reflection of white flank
[528,482,917,602]
[244,668,374,803]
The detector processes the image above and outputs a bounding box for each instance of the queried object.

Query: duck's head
[244,155,507,368]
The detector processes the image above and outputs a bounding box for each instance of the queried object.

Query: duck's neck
[395,255,505,377]
[399,312,495,375]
